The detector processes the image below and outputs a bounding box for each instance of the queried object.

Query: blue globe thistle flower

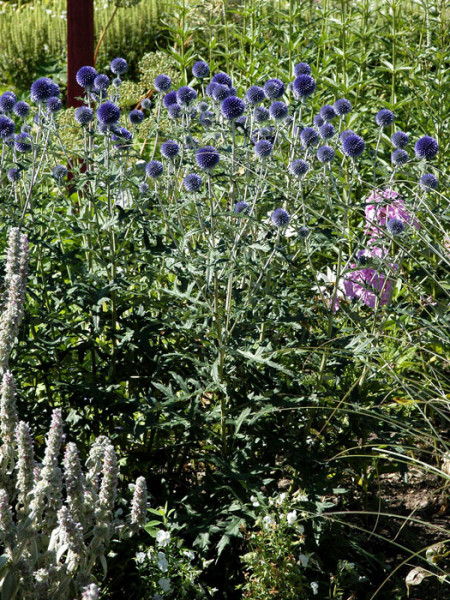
[234,201,250,214]
[375,109,394,127]
[192,60,210,78]
[112,127,132,149]
[97,102,120,125]
[0,115,15,140]
[229,86,237,96]
[196,146,220,170]
[94,74,110,90]
[13,101,30,119]
[146,160,164,179]
[221,96,245,120]
[21,125,31,133]
[289,159,309,177]
[47,97,62,113]
[199,111,214,127]
[7,168,21,183]
[294,62,311,76]
[298,226,310,239]
[319,123,335,140]
[245,86,265,105]
[212,84,231,103]
[110,57,127,75]
[254,106,269,123]
[0,92,16,112]
[386,217,405,235]
[339,129,356,142]
[254,139,273,159]
[75,106,93,125]
[211,72,232,86]
[313,114,324,128]
[112,77,122,88]
[317,145,335,163]
[154,74,172,92]
[419,173,438,191]
[52,164,68,180]
[320,104,337,122]
[167,104,182,119]
[198,101,209,112]
[161,139,180,159]
[271,208,290,227]
[391,131,409,149]
[334,98,352,116]
[14,132,32,152]
[76,66,97,89]
[342,133,365,158]
[141,98,152,110]
[176,86,197,106]
[264,78,285,100]
[183,173,203,192]
[292,75,316,99]
[163,91,177,108]
[206,82,218,98]
[128,109,145,125]
[391,149,409,166]
[415,135,439,160]
[139,182,150,195]
[31,77,58,103]
[300,127,319,147]
[269,101,288,121]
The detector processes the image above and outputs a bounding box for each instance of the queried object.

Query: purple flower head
[245,86,265,105]
[163,91,177,108]
[386,217,405,235]
[292,75,316,99]
[52,164,68,180]
[176,86,197,106]
[0,92,16,112]
[154,74,172,93]
[234,201,249,214]
[31,77,59,103]
[112,77,122,88]
[141,98,152,110]
[254,139,273,159]
[167,104,182,119]
[161,139,180,159]
[211,72,232,87]
[13,101,30,119]
[139,182,150,195]
[254,106,269,123]
[298,226,310,239]
[317,145,335,163]
[264,78,285,100]
[221,96,245,120]
[112,127,132,149]
[320,104,337,122]
[212,84,231,103]
[183,173,203,192]
[97,102,120,125]
[128,109,145,125]
[419,173,438,191]
[342,133,365,158]
[145,160,164,179]
[339,129,355,142]
[415,135,439,160]
[192,60,210,78]
[391,149,409,166]
[14,132,32,152]
[289,159,309,177]
[7,168,21,183]
[76,66,97,89]
[94,74,110,91]
[46,97,62,113]
[313,114,324,128]
[0,115,15,140]
[271,208,290,227]
[199,111,214,127]
[75,106,93,125]
[391,131,409,149]
[269,101,288,121]
[206,82,218,98]
[196,146,220,170]
[334,98,352,116]
[319,123,335,140]
[110,57,127,75]
[294,62,311,76]
[300,126,319,147]
[375,109,394,127]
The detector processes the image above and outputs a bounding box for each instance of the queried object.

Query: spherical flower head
[206,82,218,98]
[245,85,265,105]
[234,201,249,214]
[112,127,132,149]
[146,160,164,179]
[31,77,58,103]
[176,86,197,106]
[75,106,93,125]
[419,173,438,191]
[0,115,15,140]
[313,114,324,128]
[47,97,62,113]
[183,173,203,192]
[141,98,152,110]
[110,57,127,75]
[161,139,180,159]
[264,78,285,100]
[386,217,405,235]
[289,159,309,177]
[339,129,355,142]
[375,108,394,127]
[294,62,311,76]
[197,101,209,112]
[211,72,232,87]
[94,74,110,91]
[414,135,439,160]
[300,126,319,147]
[196,146,220,171]
[76,66,97,89]
[269,101,288,121]
[139,182,150,195]
[254,139,273,159]
[199,110,214,127]
[212,84,231,103]
[391,149,409,166]
[128,109,145,125]
[14,132,32,152]
[163,91,177,108]
[52,164,68,180]
[7,168,21,183]
[320,104,337,122]
[154,74,172,93]
[167,104,182,119]
[221,96,245,120]
[97,102,120,126]
[192,60,210,78]
[0,92,16,112]
[317,145,335,163]
[319,123,335,140]
[13,101,30,119]
[292,74,316,99]
[112,77,122,88]
[271,208,290,227]
[342,133,365,158]
[389,132,408,151]
[298,226,310,239]
[334,98,352,116]
[254,106,269,123]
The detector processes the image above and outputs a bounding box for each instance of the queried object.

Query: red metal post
[67,0,94,108]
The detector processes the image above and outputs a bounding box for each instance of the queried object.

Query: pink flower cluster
[364,188,419,240]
